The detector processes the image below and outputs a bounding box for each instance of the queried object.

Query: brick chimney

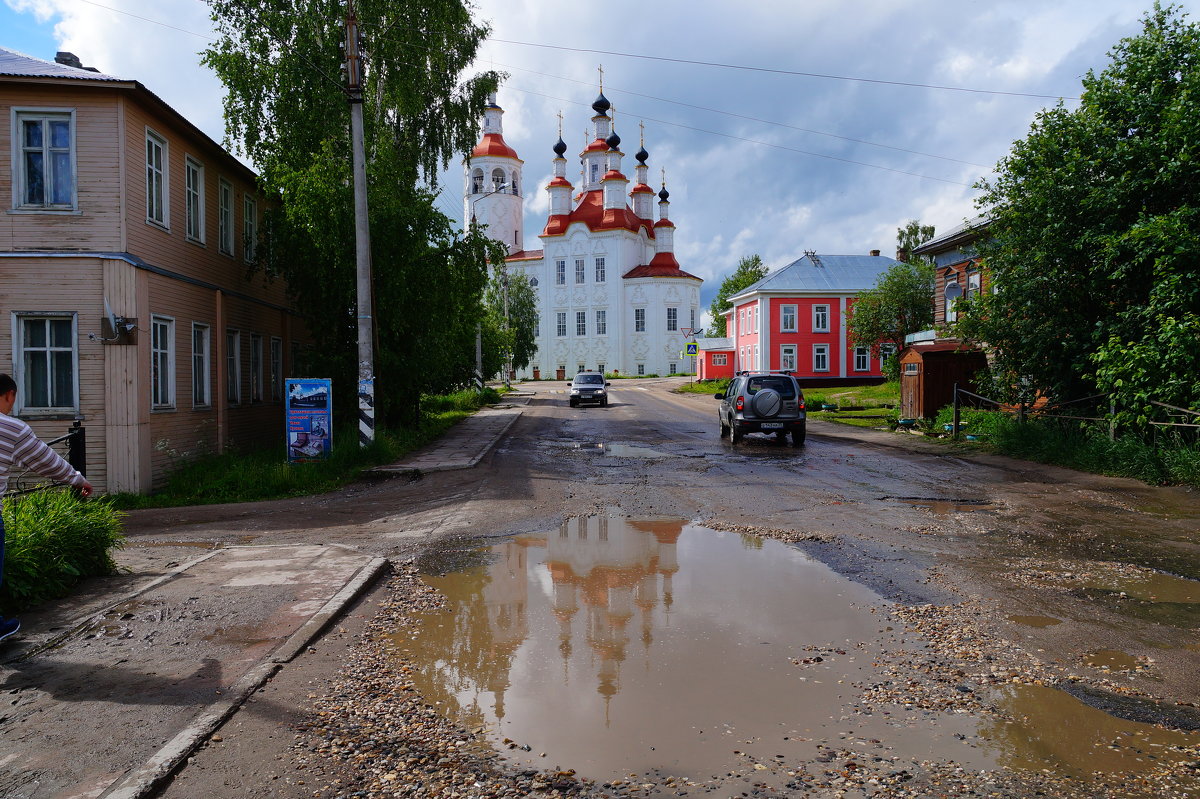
[869,249,881,257]
[55,52,99,72]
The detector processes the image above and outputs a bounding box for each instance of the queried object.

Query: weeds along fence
[3,421,87,498]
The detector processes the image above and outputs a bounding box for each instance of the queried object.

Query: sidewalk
[369,393,529,475]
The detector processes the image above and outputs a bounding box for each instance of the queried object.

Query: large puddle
[397,518,1200,791]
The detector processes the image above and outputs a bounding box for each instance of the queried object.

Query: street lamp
[470,184,508,390]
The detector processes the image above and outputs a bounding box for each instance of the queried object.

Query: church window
[667,307,678,332]
[491,168,505,191]
[597,363,605,374]
[511,170,520,195]
[670,362,677,375]
[691,308,696,330]
[529,276,539,287]
[555,260,566,285]
[578,363,586,373]
[576,311,586,336]
[590,162,599,183]
[575,259,585,284]
[596,310,607,335]
[556,312,567,337]
[471,168,483,194]
[634,308,646,332]
[595,257,606,283]
[637,363,645,376]
[534,318,540,337]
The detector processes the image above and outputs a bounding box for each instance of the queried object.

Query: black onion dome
[658,186,670,201]
[553,137,567,157]
[592,92,611,115]
[635,145,649,164]
[606,128,621,150]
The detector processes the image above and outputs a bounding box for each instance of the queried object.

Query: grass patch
[805,382,900,409]
[2,489,125,613]
[809,407,900,429]
[675,378,731,395]
[111,388,502,509]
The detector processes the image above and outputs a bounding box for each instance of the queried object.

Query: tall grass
[2,489,125,613]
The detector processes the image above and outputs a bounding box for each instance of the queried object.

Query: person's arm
[12,425,92,495]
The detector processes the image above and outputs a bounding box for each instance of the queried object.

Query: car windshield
[574,374,605,385]
[746,376,797,399]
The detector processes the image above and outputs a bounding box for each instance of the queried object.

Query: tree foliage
[969,3,1200,421]
[481,267,539,376]
[708,255,768,337]
[846,222,936,355]
[202,0,500,426]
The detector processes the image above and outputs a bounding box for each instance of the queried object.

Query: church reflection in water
[404,516,683,724]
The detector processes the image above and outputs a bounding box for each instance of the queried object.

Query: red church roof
[542,189,654,237]
[623,252,700,280]
[471,133,520,160]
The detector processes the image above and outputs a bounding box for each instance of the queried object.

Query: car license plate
[761,422,783,429]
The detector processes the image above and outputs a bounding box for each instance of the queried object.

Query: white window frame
[555,260,566,285]
[666,307,678,332]
[270,336,283,402]
[781,304,797,333]
[226,329,241,406]
[12,108,77,211]
[596,309,607,335]
[712,353,728,366]
[575,311,586,337]
[151,315,176,410]
[597,363,605,374]
[575,258,585,284]
[185,156,205,243]
[218,178,234,255]
[854,346,870,372]
[146,128,169,227]
[243,195,258,262]
[12,312,78,414]
[880,344,897,369]
[634,308,646,332]
[595,257,606,283]
[904,362,919,375]
[813,304,830,333]
[813,343,830,372]
[577,363,586,374]
[556,312,567,337]
[192,322,211,408]
[249,333,264,403]
[780,344,797,372]
[753,306,759,333]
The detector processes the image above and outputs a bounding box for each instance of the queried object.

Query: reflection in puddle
[1083,571,1200,604]
[601,443,670,458]
[983,683,1200,777]
[1084,649,1144,672]
[1008,615,1062,628]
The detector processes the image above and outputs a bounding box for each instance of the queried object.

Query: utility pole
[345,1,374,446]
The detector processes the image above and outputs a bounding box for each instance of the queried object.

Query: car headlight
[595,389,605,395]
[570,389,581,395]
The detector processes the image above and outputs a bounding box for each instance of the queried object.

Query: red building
[703,251,901,383]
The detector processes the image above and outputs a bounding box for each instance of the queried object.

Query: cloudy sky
[2,0,1183,320]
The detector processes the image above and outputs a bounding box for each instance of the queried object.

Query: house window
[192,323,211,408]
[226,329,241,405]
[185,157,205,242]
[218,179,234,255]
[813,304,830,333]
[596,309,607,335]
[753,306,759,333]
[945,276,961,323]
[16,314,76,411]
[854,346,870,372]
[880,344,897,369]
[270,337,283,402]
[712,353,728,366]
[146,129,168,226]
[780,344,797,372]
[575,258,585,284]
[739,309,746,332]
[595,257,606,283]
[249,333,264,403]
[753,344,759,367]
[781,304,797,333]
[151,316,175,409]
[576,311,587,336]
[556,312,567,337]
[556,260,566,285]
[813,344,830,372]
[16,110,75,209]
[634,308,646,332]
[637,363,645,376]
[667,307,678,331]
[243,195,258,262]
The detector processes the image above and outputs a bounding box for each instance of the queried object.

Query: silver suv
[568,372,610,407]
[715,371,806,446]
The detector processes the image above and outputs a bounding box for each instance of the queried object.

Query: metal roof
[731,253,901,299]
[0,47,127,82]
[912,214,991,255]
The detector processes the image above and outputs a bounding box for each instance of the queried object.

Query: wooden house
[1,48,306,493]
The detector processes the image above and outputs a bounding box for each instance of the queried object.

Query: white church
[465,90,703,380]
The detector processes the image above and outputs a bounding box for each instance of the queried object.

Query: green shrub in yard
[1,489,125,613]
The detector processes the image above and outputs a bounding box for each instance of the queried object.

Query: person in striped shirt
[0,373,93,642]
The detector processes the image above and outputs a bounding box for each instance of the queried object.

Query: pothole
[1008,614,1063,628]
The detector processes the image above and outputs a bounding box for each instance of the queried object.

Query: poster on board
[286,378,332,462]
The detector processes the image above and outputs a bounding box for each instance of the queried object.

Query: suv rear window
[746,376,797,399]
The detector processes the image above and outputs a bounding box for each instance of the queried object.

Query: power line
[488,37,1081,101]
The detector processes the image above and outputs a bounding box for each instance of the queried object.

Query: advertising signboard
[286,378,332,462]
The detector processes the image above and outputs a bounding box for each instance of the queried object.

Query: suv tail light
[798,400,806,410]
[736,395,744,411]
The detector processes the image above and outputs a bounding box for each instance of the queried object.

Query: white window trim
[596,309,607,336]
[218,178,234,255]
[185,156,205,243]
[145,127,169,228]
[574,258,586,284]
[780,344,797,372]
[556,312,567,337]
[11,311,79,415]
[854,346,870,372]
[711,353,727,366]
[11,107,78,212]
[666,307,678,332]
[813,304,830,333]
[150,314,176,410]
[634,307,646,333]
[781,304,798,333]
[595,257,606,283]
[243,194,258,262]
[813,343,830,372]
[575,311,586,337]
[192,322,212,409]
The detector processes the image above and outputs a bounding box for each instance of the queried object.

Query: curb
[95,555,391,799]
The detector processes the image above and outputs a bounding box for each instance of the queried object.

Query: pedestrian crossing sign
[685,342,699,356]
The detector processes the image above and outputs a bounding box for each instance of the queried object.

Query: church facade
[465,92,702,379]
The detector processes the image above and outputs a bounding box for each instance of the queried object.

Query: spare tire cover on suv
[750,387,783,418]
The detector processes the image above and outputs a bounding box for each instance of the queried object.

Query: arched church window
[471,169,483,194]
[529,276,538,287]
[491,168,506,191]
[511,170,520,195]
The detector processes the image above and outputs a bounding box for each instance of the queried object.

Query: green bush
[2,489,125,613]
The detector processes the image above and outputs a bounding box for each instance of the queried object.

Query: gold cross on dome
[557,110,563,137]
[598,64,604,92]
[640,120,645,146]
